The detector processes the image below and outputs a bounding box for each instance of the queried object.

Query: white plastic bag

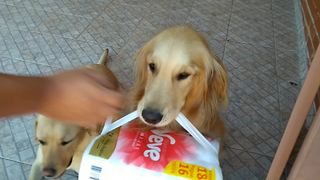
[79,111,223,180]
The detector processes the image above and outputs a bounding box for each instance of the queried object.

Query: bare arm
[0,68,125,128]
[0,73,48,117]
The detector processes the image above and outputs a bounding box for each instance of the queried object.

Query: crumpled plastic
[79,111,223,180]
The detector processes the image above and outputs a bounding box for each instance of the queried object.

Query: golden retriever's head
[35,115,87,178]
[132,26,227,128]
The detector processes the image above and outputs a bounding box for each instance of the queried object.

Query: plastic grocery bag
[79,111,223,180]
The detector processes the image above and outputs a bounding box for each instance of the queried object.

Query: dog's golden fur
[130,26,228,139]
[29,49,120,180]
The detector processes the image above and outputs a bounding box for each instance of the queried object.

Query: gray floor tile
[77,16,137,52]
[77,2,146,51]
[0,29,116,69]
[275,48,310,130]
[21,164,31,180]
[222,150,262,180]
[3,154,20,168]
[0,0,110,18]
[155,0,194,10]
[272,0,298,51]
[0,158,8,180]
[186,0,231,40]
[0,0,307,179]
[226,150,271,180]
[0,4,41,32]
[0,4,92,39]
[224,42,279,112]
[0,57,61,75]
[5,157,78,180]
[142,7,190,31]
[228,0,273,47]
[226,101,282,155]
[276,49,305,82]
[6,163,25,180]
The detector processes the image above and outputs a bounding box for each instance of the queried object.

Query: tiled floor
[0,0,308,179]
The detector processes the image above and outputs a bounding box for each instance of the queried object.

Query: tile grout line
[226,146,275,158]
[223,0,284,170]
[0,20,117,52]
[224,2,285,137]
[271,0,283,131]
[8,27,53,71]
[184,0,196,24]
[44,32,85,69]
[0,28,57,69]
[0,56,61,69]
[0,28,118,71]
[21,116,37,164]
[74,0,116,40]
[227,121,280,159]
[74,14,98,40]
[0,1,100,19]
[3,25,239,51]
[221,0,234,61]
[0,156,32,166]
[112,19,145,56]
[224,147,266,179]
[0,159,9,179]
[227,145,274,175]
[33,32,67,69]
[0,132,10,179]
[6,118,27,179]
[229,89,283,139]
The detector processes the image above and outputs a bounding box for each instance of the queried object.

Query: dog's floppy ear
[211,57,228,106]
[134,43,150,89]
[199,53,227,138]
[206,54,228,106]
[129,41,154,109]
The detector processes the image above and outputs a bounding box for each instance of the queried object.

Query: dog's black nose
[142,108,163,124]
[43,167,56,177]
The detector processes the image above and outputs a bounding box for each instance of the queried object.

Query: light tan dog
[130,26,228,139]
[29,49,120,180]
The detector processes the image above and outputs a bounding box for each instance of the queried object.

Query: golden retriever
[129,26,228,139]
[29,49,120,180]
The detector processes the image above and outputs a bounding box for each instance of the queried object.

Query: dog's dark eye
[39,140,47,145]
[61,140,73,146]
[177,72,190,80]
[149,63,156,73]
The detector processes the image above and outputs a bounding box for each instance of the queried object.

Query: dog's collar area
[102,110,218,155]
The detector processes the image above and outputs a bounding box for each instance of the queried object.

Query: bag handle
[101,111,138,134]
[102,111,218,154]
[177,113,218,154]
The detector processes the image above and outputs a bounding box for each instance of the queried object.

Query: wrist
[0,74,51,117]
[35,76,54,115]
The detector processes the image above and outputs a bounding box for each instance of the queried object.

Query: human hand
[38,68,125,128]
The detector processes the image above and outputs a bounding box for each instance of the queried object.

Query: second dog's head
[35,115,88,178]
[132,26,228,127]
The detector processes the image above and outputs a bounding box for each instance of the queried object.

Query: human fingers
[97,87,126,109]
[82,68,117,90]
